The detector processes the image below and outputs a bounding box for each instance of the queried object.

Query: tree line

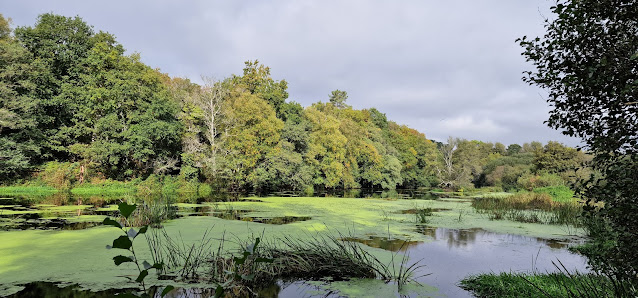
[0,13,587,193]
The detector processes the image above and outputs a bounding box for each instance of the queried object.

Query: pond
[0,192,588,297]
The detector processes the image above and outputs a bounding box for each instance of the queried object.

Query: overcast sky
[3,0,581,146]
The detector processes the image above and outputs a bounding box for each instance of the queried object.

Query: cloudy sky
[3,0,581,146]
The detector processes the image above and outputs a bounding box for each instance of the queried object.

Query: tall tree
[519,0,638,280]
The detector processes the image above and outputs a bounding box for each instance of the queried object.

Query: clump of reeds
[472,193,582,226]
[144,227,426,296]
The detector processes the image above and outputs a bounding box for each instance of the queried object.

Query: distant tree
[506,144,522,155]
[329,89,348,108]
[493,142,506,155]
[521,141,543,153]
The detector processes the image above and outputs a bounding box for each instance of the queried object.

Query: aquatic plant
[472,193,582,227]
[103,202,174,297]
[414,207,433,224]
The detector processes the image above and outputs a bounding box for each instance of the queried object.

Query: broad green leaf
[111,235,133,250]
[160,285,175,298]
[135,269,148,282]
[113,255,134,266]
[118,202,137,219]
[103,218,122,229]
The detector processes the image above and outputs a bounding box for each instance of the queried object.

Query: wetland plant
[414,207,433,224]
[103,202,174,297]
[460,260,637,298]
[472,193,582,227]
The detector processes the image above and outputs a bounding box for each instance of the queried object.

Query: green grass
[71,182,137,197]
[532,185,576,203]
[460,271,617,298]
[0,186,58,196]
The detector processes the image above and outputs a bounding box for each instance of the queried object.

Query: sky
[2,0,581,147]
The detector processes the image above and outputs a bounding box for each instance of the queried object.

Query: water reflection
[408,226,588,298]
[343,236,422,251]
[415,226,580,250]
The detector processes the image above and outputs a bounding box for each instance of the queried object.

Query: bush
[517,172,564,191]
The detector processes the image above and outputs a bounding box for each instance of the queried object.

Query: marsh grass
[144,227,425,296]
[460,261,637,298]
[127,198,178,227]
[0,186,58,197]
[472,192,582,226]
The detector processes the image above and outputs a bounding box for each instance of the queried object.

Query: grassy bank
[460,270,635,298]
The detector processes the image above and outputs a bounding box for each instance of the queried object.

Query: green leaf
[111,235,133,250]
[138,225,148,234]
[135,269,148,283]
[160,285,175,298]
[151,262,164,270]
[113,255,134,266]
[103,218,122,229]
[118,202,137,219]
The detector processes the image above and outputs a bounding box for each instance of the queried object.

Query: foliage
[519,0,638,281]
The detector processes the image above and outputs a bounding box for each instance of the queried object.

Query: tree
[329,89,348,109]
[197,77,231,174]
[232,60,288,117]
[506,144,522,155]
[519,0,638,281]
[0,14,48,180]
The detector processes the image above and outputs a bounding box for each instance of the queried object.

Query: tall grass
[0,186,58,197]
[144,227,425,295]
[472,192,582,226]
[460,261,637,298]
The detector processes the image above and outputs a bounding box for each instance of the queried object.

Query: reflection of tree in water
[417,226,581,250]
[343,236,422,252]
[416,226,481,248]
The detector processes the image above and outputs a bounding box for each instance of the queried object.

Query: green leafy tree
[232,60,288,117]
[0,14,49,180]
[61,32,183,178]
[519,0,638,281]
[219,90,283,190]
